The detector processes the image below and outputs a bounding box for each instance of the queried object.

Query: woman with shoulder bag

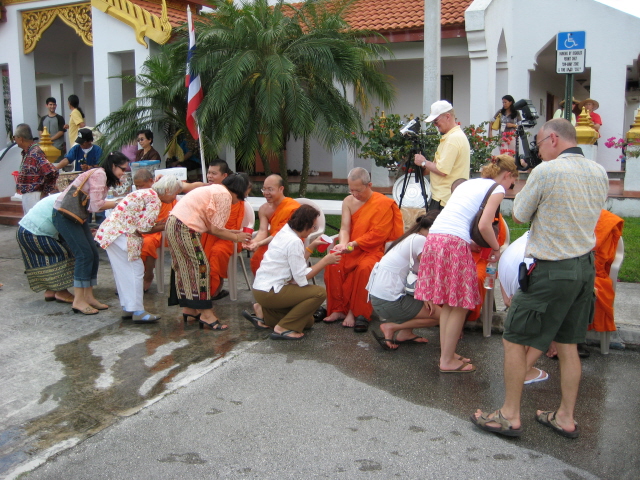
[52,152,129,315]
[414,155,517,373]
[367,211,447,351]
[489,95,522,155]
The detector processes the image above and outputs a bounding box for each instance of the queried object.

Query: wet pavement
[0,224,639,479]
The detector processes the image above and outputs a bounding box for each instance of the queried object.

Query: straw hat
[578,98,599,111]
[558,98,579,108]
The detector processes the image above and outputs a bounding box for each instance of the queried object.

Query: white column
[332,83,355,179]
[467,31,491,126]
[423,0,441,114]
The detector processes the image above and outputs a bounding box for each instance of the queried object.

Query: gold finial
[38,126,61,163]
[626,108,640,144]
[575,107,598,145]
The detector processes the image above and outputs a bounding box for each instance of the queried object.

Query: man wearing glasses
[471,119,608,439]
[414,100,471,211]
[246,174,300,274]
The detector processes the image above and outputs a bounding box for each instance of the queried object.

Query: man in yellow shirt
[414,100,470,210]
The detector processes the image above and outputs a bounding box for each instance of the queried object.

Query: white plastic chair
[228,200,256,301]
[600,237,624,354]
[481,217,510,337]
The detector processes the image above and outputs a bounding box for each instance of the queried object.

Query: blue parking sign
[557,31,586,50]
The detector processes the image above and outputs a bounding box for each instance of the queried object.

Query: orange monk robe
[589,210,624,332]
[140,199,177,261]
[324,192,404,320]
[468,214,507,322]
[250,197,300,274]
[201,200,245,295]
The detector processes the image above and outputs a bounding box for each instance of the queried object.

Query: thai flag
[186,6,203,140]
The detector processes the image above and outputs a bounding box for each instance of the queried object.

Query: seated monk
[323,167,404,331]
[246,174,300,275]
[201,173,252,299]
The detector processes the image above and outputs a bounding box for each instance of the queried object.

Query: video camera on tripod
[512,99,543,171]
[393,118,433,210]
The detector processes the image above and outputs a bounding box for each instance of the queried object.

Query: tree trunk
[278,149,289,196]
[299,135,310,197]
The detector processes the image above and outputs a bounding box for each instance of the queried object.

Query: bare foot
[54,290,74,303]
[379,324,400,350]
[253,303,264,319]
[341,311,355,328]
[546,341,558,358]
[439,360,475,372]
[455,353,471,363]
[323,311,345,323]
[143,280,153,292]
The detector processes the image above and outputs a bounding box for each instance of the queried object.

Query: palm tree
[194,0,395,194]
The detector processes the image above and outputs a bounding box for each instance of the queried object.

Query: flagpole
[186,5,206,182]
[197,122,206,182]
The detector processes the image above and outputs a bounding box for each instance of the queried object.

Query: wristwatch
[421,161,426,168]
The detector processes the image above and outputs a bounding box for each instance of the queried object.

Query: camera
[512,99,542,170]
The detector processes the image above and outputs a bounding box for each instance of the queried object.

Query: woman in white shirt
[367,211,442,350]
[414,155,517,373]
[251,205,341,340]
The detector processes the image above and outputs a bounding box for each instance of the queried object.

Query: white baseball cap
[426,100,453,122]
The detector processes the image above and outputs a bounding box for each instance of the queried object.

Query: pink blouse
[54,168,108,213]
[96,189,161,261]
[170,184,231,233]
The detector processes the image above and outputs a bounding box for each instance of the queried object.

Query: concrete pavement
[0,223,639,479]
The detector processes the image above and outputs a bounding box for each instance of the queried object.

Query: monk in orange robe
[467,213,507,322]
[201,199,245,296]
[246,174,300,274]
[323,167,404,329]
[589,209,624,333]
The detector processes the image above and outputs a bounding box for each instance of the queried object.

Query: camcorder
[512,99,543,171]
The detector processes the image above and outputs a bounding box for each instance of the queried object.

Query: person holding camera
[489,95,522,154]
[471,119,609,439]
[413,100,470,211]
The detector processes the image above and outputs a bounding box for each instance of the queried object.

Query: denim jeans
[52,209,99,288]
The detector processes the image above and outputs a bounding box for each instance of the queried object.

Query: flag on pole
[186,6,203,140]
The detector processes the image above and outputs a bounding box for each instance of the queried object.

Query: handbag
[57,169,97,224]
[470,182,501,249]
[405,234,418,295]
[491,114,501,131]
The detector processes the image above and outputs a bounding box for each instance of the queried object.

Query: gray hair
[152,175,182,196]
[133,168,154,183]
[541,118,577,143]
[14,124,33,140]
[347,167,371,184]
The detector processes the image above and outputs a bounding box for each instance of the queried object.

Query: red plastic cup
[242,227,254,234]
[12,171,19,184]
[316,234,332,253]
[329,248,339,255]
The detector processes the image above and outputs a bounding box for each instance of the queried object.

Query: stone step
[0,212,21,226]
[0,200,24,214]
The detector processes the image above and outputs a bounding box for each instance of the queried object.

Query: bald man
[323,167,404,331]
[246,174,300,274]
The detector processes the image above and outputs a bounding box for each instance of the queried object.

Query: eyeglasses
[536,135,552,149]
[115,165,126,172]
[261,187,276,193]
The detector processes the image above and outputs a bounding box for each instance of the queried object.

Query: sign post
[556,31,586,122]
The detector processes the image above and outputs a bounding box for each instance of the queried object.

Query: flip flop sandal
[470,409,523,437]
[371,330,398,351]
[199,319,228,330]
[354,315,369,333]
[55,295,74,304]
[395,336,428,345]
[212,289,230,301]
[132,312,161,324]
[313,306,327,322]
[535,410,579,439]
[45,296,56,302]
[439,363,477,373]
[524,368,549,385]
[270,330,303,340]
[242,310,268,329]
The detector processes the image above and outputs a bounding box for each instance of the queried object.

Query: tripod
[397,138,430,211]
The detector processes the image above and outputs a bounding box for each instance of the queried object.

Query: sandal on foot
[132,311,160,324]
[535,411,579,439]
[45,296,56,302]
[212,289,230,301]
[396,336,427,345]
[199,319,228,331]
[354,315,369,333]
[72,306,99,315]
[55,295,74,304]
[313,306,327,322]
[242,310,268,329]
[371,330,398,351]
[89,303,109,311]
[270,330,303,340]
[440,363,476,373]
[524,368,549,385]
[470,409,523,437]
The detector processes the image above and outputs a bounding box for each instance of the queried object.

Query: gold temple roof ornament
[22,3,92,53]
[575,107,598,146]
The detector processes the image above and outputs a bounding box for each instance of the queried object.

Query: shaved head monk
[246,174,300,275]
[323,168,404,331]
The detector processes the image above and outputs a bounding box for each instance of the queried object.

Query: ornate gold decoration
[626,109,640,144]
[575,107,598,146]
[22,3,92,54]
[38,126,62,162]
[91,0,171,48]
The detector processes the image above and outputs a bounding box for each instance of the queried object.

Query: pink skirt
[414,234,481,310]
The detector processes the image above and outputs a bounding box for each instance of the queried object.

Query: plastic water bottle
[484,261,497,290]
[107,188,115,199]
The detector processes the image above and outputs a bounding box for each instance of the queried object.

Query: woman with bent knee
[96,175,182,323]
[367,211,443,350]
[414,155,517,373]
[165,175,252,330]
[250,204,341,340]
[52,152,129,315]
[17,193,74,304]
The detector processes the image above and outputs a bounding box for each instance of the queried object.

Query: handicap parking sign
[557,31,586,50]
